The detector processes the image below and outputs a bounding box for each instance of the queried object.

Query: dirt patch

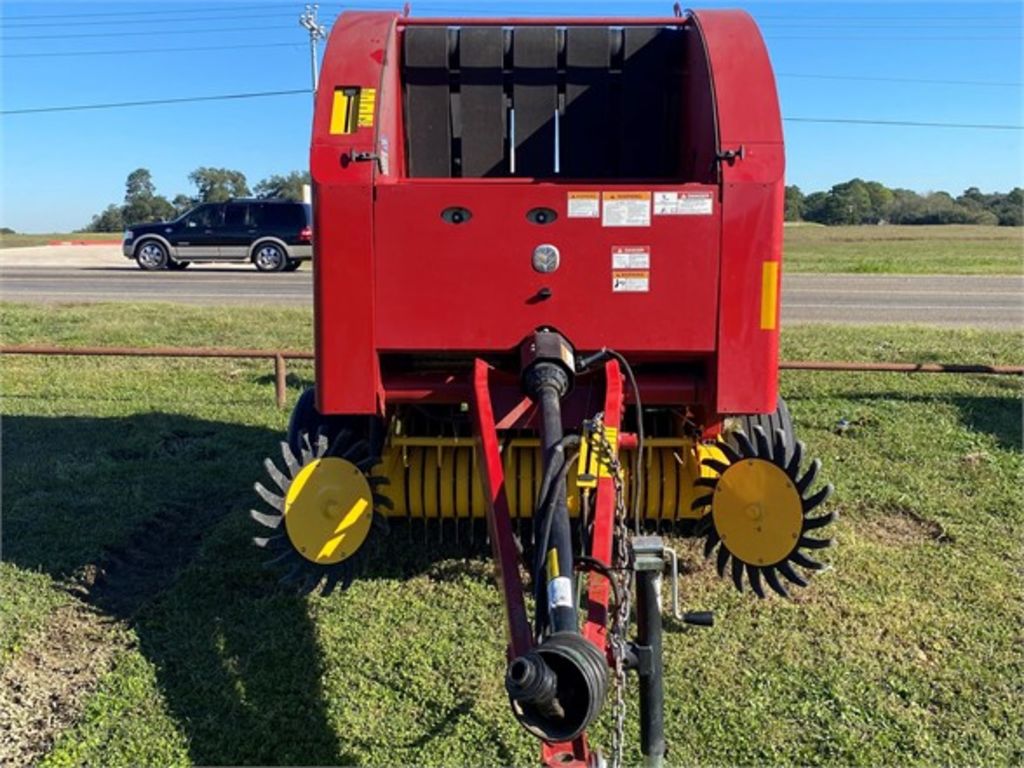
[0,603,130,767]
[862,505,953,545]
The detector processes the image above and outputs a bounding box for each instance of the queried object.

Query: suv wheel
[135,240,168,270]
[253,243,287,272]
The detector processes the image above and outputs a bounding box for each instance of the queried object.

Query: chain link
[592,417,634,768]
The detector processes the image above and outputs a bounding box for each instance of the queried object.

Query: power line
[0,3,316,20]
[0,90,310,116]
[1,42,306,59]
[2,23,330,40]
[776,73,1023,88]
[2,90,1021,132]
[2,11,316,28]
[785,117,1023,131]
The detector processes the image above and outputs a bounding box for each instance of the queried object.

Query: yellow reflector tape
[329,87,359,135]
[546,548,560,580]
[316,497,369,560]
[357,87,377,128]
[760,261,779,330]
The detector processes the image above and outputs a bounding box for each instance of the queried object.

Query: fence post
[274,354,287,409]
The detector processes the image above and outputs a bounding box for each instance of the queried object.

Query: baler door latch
[343,151,382,172]
[716,145,746,166]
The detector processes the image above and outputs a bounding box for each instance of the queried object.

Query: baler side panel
[312,12,397,415]
[693,10,785,415]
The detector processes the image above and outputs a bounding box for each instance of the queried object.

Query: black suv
[122,199,312,272]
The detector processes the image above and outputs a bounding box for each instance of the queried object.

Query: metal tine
[789,550,825,570]
[747,564,766,598]
[772,428,789,468]
[314,429,330,458]
[278,563,304,585]
[801,483,834,514]
[343,439,370,462]
[296,570,318,596]
[264,457,291,494]
[803,512,835,531]
[694,477,718,490]
[716,440,744,465]
[251,509,283,529]
[356,456,376,473]
[280,441,301,478]
[255,482,284,512]
[777,560,809,587]
[701,458,730,475]
[730,556,744,592]
[300,432,314,465]
[798,536,833,549]
[702,527,720,558]
[691,494,713,511]
[341,562,355,590]
[264,549,297,568]
[372,512,391,534]
[253,535,286,550]
[733,430,756,459]
[328,428,352,458]
[796,459,821,495]
[763,566,789,597]
[320,570,341,597]
[785,440,805,479]
[752,425,771,460]
[716,545,730,577]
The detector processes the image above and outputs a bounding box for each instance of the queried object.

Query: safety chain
[592,418,633,768]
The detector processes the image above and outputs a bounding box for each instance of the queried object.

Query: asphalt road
[1,265,1021,328]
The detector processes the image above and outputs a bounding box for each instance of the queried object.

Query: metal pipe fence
[2,344,1021,408]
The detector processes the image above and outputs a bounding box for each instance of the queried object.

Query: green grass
[784,224,1023,274]
[1,302,1022,766]
[0,232,121,249]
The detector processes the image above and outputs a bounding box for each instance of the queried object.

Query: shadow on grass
[1,413,488,765]
[787,388,1022,451]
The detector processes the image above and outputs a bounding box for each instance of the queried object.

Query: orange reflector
[760,261,779,330]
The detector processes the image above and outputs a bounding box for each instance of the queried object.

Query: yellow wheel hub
[284,457,373,565]
[712,458,802,566]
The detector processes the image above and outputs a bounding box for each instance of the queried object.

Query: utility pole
[299,4,327,100]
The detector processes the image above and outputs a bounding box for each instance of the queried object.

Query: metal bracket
[664,548,714,627]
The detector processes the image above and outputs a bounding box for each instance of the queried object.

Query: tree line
[786,179,1022,226]
[84,168,311,232]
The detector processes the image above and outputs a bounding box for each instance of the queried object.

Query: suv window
[224,203,249,228]
[251,203,306,229]
[183,204,223,229]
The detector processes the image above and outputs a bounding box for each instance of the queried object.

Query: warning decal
[612,245,650,270]
[612,270,650,293]
[357,87,377,128]
[654,191,714,216]
[602,191,651,227]
[567,191,600,218]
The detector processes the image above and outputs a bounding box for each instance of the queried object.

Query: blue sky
[1,0,1021,232]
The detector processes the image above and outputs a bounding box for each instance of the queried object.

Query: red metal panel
[312,12,397,414]
[583,360,623,655]
[471,359,534,658]
[373,183,720,354]
[691,10,784,414]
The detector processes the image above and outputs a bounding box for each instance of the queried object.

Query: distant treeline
[786,180,1022,226]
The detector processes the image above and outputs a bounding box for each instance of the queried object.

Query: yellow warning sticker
[612,270,650,293]
[357,87,377,128]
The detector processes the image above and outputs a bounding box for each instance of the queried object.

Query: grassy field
[0,232,121,248]
[783,224,1022,274]
[1,302,1022,766]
